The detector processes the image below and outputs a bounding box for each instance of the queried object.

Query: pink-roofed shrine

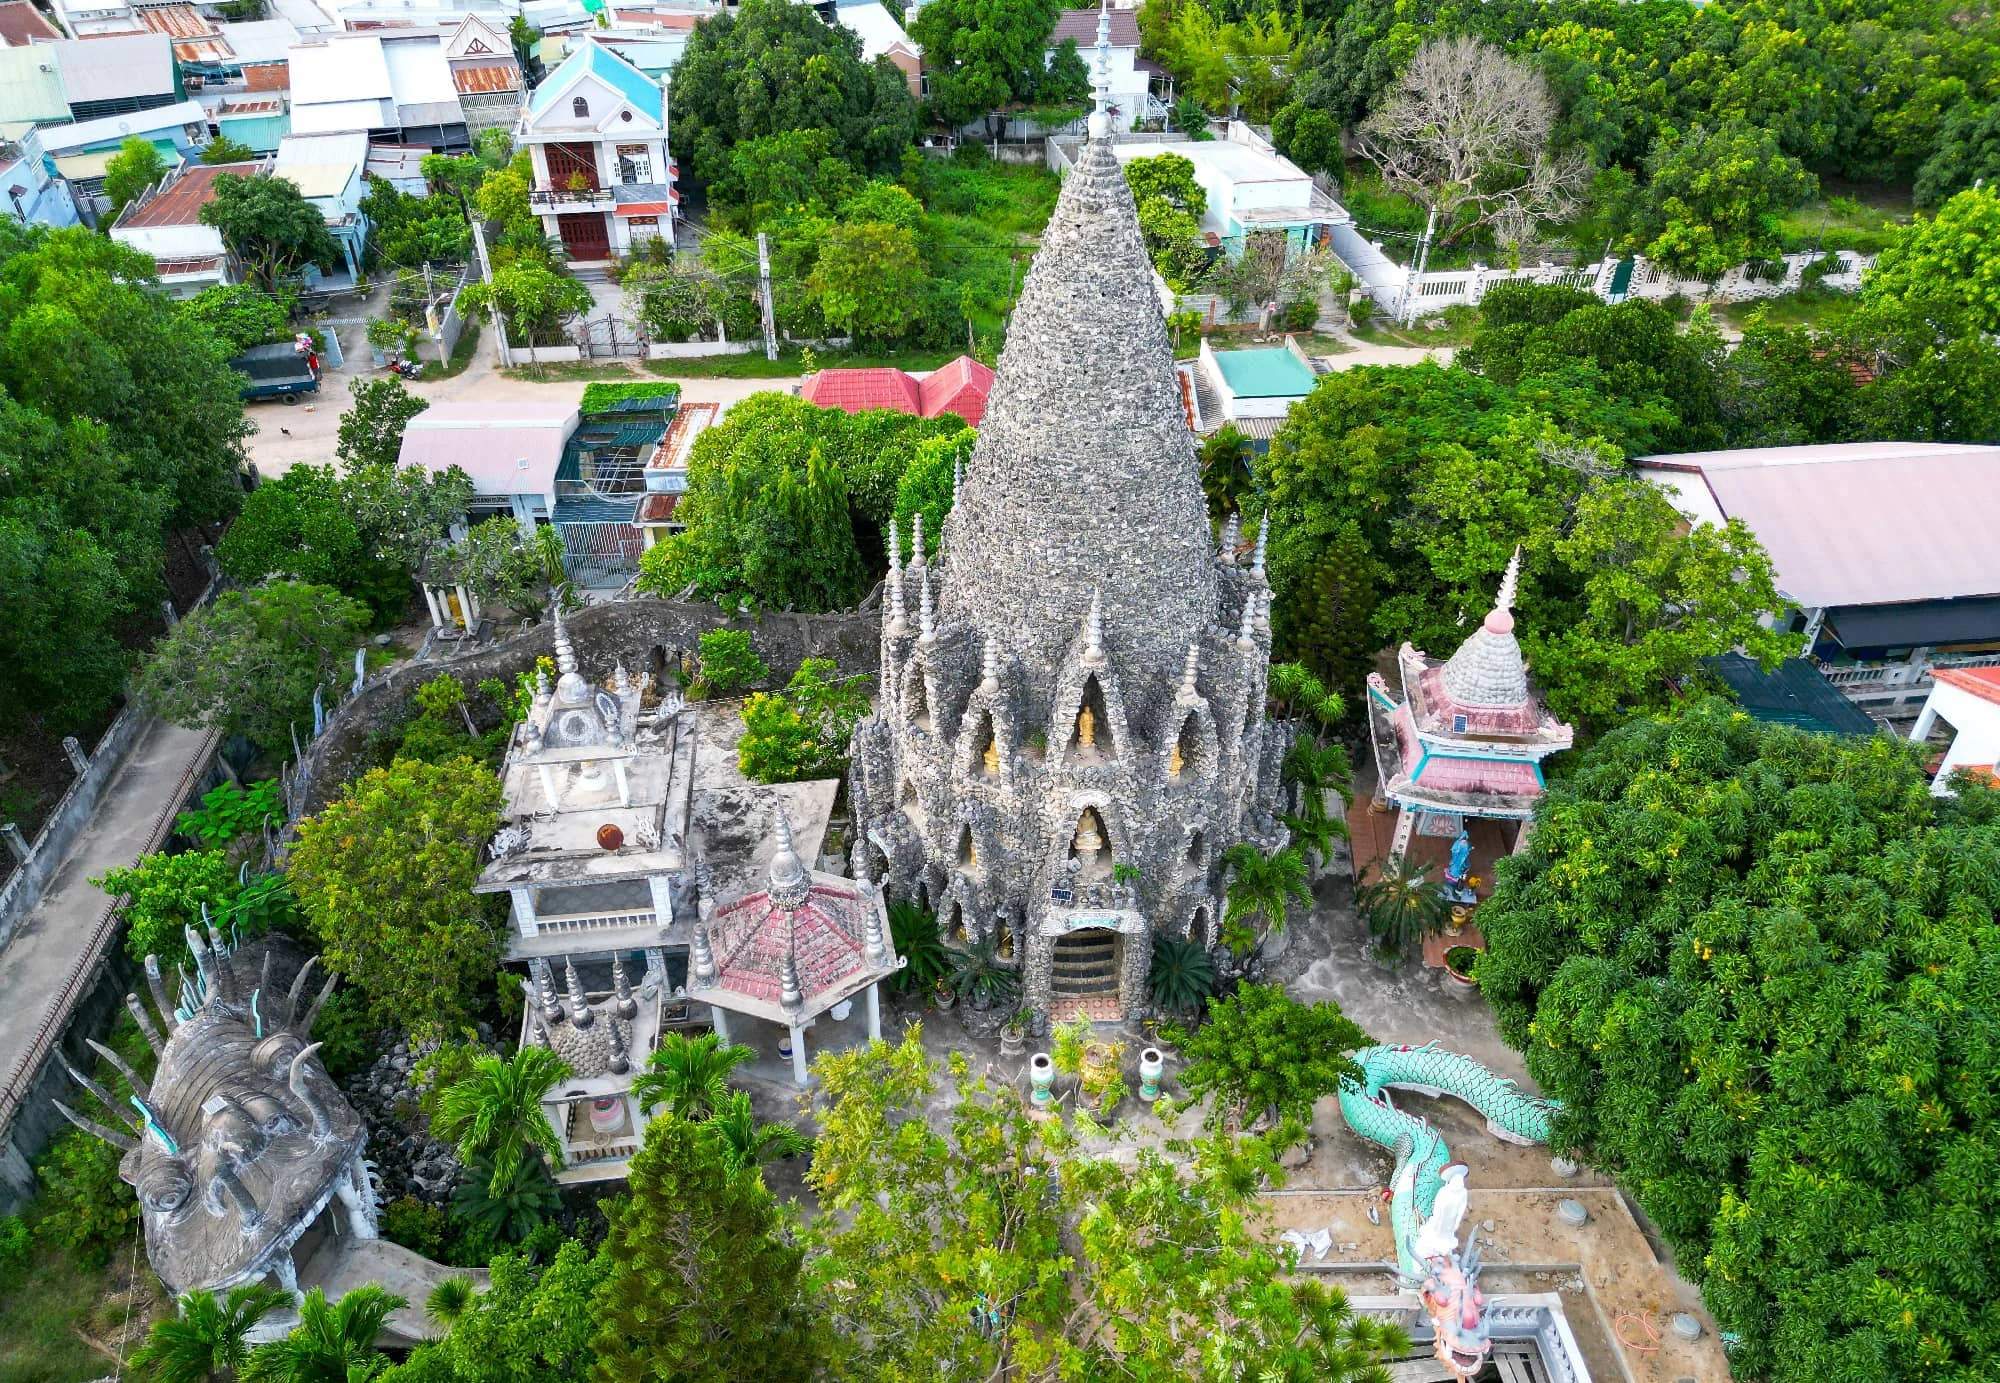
[1365,549,1574,863]
[689,808,903,1085]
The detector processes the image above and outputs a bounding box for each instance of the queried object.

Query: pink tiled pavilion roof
[698,873,899,1025]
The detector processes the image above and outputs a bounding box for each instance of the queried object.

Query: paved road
[0,719,218,1127]
[247,320,804,477]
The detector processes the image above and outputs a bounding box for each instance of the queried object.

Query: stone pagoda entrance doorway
[1049,922,1124,1022]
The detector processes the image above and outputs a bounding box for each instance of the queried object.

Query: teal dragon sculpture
[1337,1042,1562,1380]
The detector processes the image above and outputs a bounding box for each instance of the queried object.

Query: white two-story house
[517,38,676,264]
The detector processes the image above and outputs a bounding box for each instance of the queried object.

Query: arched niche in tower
[995,913,1016,963]
[1068,805,1113,878]
[955,822,976,872]
[1068,674,1113,762]
[944,897,969,947]
[1170,711,1201,780]
[1185,827,1206,869]
[901,664,931,732]
[967,706,1000,777]
[1189,903,1211,947]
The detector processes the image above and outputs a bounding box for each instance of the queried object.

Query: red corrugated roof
[153,255,223,275]
[634,492,681,524]
[117,162,260,230]
[800,367,922,416]
[914,354,994,427]
[244,61,290,91]
[0,0,60,44]
[451,58,519,94]
[1933,665,2000,708]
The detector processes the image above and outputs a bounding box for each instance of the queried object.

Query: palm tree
[1282,738,1353,824]
[432,1046,570,1196]
[243,1286,404,1383]
[1221,843,1313,954]
[450,1151,562,1245]
[423,1276,476,1330]
[131,1283,291,1383]
[632,1031,753,1122]
[1354,857,1452,960]
[699,1090,810,1175]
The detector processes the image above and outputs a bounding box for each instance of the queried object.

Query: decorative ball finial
[552,598,589,705]
[1251,513,1270,581]
[909,510,926,569]
[886,524,909,635]
[1485,545,1522,635]
[690,924,717,988]
[1237,593,1257,650]
[1218,512,1240,566]
[981,635,1000,692]
[1179,643,1201,700]
[1087,0,1114,140]
[918,569,936,642]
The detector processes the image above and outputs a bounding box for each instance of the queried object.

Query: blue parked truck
[230,336,321,403]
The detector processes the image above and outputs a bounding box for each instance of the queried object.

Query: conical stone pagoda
[848,22,1286,1025]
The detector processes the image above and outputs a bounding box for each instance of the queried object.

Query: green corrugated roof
[1706,654,1879,737]
[1211,346,1316,400]
[0,48,71,126]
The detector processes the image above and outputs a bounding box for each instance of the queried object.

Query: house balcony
[1821,651,2000,715]
[530,185,614,212]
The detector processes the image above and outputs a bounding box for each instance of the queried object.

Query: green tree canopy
[1637,120,1818,278]
[180,284,290,355]
[1478,699,2000,1383]
[457,259,592,347]
[201,173,340,295]
[637,392,962,611]
[804,1028,1408,1380]
[591,1115,819,1382]
[668,0,918,193]
[201,135,260,165]
[337,376,432,470]
[1862,185,2000,338]
[908,0,1063,130]
[288,754,504,1031]
[103,137,168,222]
[808,219,928,343]
[133,580,370,752]
[377,1243,607,1383]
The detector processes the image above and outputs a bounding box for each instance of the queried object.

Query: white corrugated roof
[275,130,365,196]
[836,2,915,61]
[381,33,459,107]
[1637,442,2000,608]
[217,19,300,65]
[400,403,580,498]
[53,34,177,102]
[288,34,390,105]
[289,97,393,134]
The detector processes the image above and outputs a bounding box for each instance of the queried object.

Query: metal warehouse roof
[1637,442,2000,609]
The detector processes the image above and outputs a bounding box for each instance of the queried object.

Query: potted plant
[1443,945,1480,999]
[932,978,957,1011]
[1000,1008,1029,1057]
[943,936,1019,1013]
[1080,1037,1127,1114]
[1355,857,1451,964]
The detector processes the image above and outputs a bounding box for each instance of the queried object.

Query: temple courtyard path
[0,719,218,1136]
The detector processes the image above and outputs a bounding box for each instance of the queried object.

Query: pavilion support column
[1511,818,1536,856]
[613,758,631,806]
[1911,702,1939,744]
[709,1005,729,1041]
[866,982,882,1042]
[646,875,673,928]
[510,886,538,936]
[421,584,445,629]
[789,1024,809,1088]
[454,584,475,631]
[1388,807,1415,863]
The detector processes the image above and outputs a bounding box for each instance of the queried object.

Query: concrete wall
[0,704,153,948]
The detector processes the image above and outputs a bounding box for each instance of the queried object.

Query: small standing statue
[1443,829,1477,905]
[1076,703,1096,750]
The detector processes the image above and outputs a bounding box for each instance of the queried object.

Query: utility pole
[1402,203,1438,329]
[756,231,778,362]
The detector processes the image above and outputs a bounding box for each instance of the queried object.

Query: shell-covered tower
[848,41,1284,1025]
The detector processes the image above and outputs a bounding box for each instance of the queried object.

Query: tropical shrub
[1147,934,1217,1017]
[34,1130,138,1268]
[1172,983,1369,1133]
[887,902,946,995]
[690,628,767,697]
[737,658,870,783]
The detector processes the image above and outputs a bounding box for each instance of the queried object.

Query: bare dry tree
[1355,35,1591,255]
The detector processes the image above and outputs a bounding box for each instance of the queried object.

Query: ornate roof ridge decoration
[53,933,377,1297]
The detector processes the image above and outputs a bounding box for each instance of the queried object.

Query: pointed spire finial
[564,957,593,1029]
[981,635,1000,692]
[886,523,909,636]
[606,1015,629,1075]
[863,896,888,967]
[1254,586,1271,633]
[909,510,926,569]
[1219,512,1240,566]
[612,954,638,1019]
[778,942,804,1012]
[1088,0,1114,140]
[1084,588,1105,666]
[1180,643,1201,700]
[690,923,717,988]
[552,596,589,704]
[768,801,812,908]
[918,569,936,642]
[1237,593,1257,650]
[1251,513,1269,581]
[1496,544,1521,613]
